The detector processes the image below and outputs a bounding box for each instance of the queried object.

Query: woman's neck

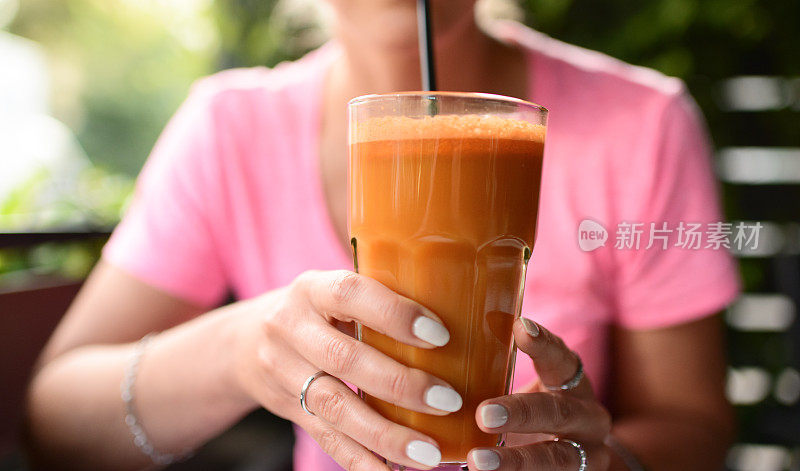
[329,13,527,102]
[316,11,528,251]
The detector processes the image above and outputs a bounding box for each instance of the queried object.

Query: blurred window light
[0,114,91,228]
[789,78,800,111]
[719,76,791,112]
[726,367,772,405]
[477,0,525,30]
[0,0,18,30]
[726,294,796,332]
[0,31,49,116]
[717,147,800,185]
[727,444,791,471]
[774,368,800,405]
[730,221,784,258]
[116,0,212,15]
[113,0,219,53]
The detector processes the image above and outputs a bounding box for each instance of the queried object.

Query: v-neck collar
[304,28,539,272]
[305,42,354,270]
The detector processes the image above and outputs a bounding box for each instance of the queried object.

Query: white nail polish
[412,316,450,346]
[480,404,509,428]
[520,317,540,337]
[470,449,500,471]
[425,385,463,412]
[406,440,441,467]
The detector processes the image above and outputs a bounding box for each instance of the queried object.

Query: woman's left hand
[468,318,612,471]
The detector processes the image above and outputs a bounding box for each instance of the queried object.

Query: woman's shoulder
[494,21,687,111]
[185,42,336,115]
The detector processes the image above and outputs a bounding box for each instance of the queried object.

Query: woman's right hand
[231,269,461,471]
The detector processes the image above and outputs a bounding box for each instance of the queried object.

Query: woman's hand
[468,319,613,471]
[231,269,461,471]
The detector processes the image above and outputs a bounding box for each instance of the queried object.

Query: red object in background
[0,278,82,458]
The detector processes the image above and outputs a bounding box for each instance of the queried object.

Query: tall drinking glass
[348,92,547,466]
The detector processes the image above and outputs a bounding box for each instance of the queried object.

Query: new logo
[578,220,608,252]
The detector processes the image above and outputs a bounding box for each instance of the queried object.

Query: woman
[25,1,739,470]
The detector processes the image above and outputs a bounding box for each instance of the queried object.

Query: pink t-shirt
[104,22,740,471]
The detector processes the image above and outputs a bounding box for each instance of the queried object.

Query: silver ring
[299,371,329,416]
[553,438,587,471]
[545,354,584,392]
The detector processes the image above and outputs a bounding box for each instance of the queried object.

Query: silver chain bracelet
[121,333,193,466]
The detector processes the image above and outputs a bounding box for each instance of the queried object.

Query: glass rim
[348,91,548,113]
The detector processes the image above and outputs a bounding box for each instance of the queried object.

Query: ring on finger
[544,354,584,392]
[300,370,330,416]
[553,437,587,471]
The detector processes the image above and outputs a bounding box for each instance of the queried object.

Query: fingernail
[425,385,463,412]
[470,449,501,471]
[520,317,540,338]
[480,404,508,428]
[406,440,441,467]
[413,316,450,347]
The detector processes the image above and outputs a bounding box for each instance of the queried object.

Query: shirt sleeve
[102,79,228,308]
[612,88,741,329]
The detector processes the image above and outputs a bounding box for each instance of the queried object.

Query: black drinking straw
[416,0,437,92]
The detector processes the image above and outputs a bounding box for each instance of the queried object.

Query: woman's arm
[26,262,468,471]
[609,315,735,470]
[25,261,256,469]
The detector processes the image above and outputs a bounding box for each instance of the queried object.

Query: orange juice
[349,112,545,463]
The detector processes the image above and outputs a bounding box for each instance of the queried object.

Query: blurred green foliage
[0,165,132,277]
[10,0,215,175]
[0,167,133,229]
[523,0,799,79]
[3,0,324,278]
[212,0,323,70]
[4,0,218,277]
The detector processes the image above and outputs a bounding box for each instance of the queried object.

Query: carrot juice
[348,93,546,464]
